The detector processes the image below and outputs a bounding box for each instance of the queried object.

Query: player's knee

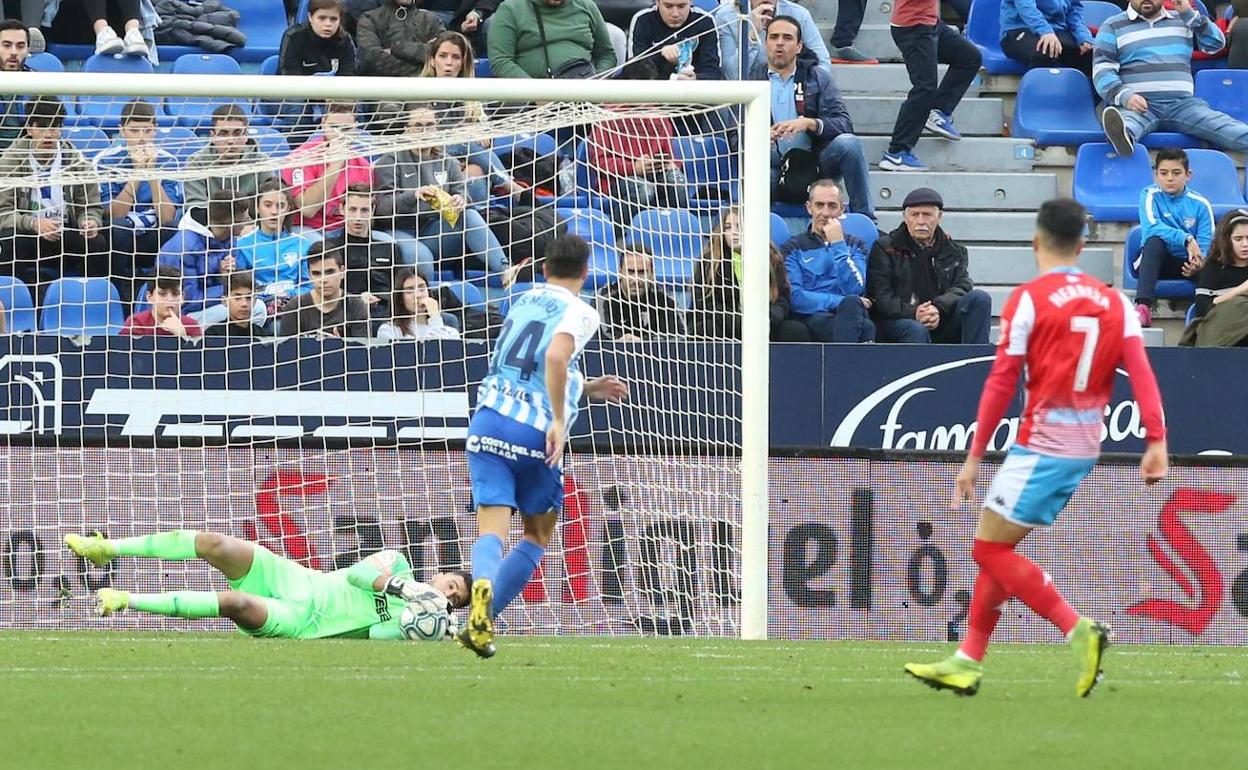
[217,591,246,618]
[194,531,227,560]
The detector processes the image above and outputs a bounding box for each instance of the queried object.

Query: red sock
[959,568,1009,662]
[972,539,1079,635]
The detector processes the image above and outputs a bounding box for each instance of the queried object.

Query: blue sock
[491,539,545,616]
[470,534,504,585]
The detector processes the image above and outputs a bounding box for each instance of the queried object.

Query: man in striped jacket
[1094,0,1248,156]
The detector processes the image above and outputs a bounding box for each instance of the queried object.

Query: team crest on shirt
[1184,217,1196,228]
[434,171,448,186]
[282,250,299,267]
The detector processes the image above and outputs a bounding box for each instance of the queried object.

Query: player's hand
[159,313,187,338]
[661,44,682,64]
[545,418,566,467]
[383,576,430,603]
[952,456,980,508]
[36,216,61,240]
[586,375,629,403]
[1036,32,1063,58]
[82,219,99,240]
[220,255,237,274]
[1125,94,1149,113]
[1140,440,1168,485]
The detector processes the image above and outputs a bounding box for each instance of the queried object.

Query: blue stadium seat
[561,206,618,288]
[0,276,36,332]
[1073,143,1153,221]
[25,52,63,72]
[841,212,880,252]
[771,201,808,219]
[259,54,280,76]
[1122,225,1197,299]
[494,132,560,159]
[62,126,111,159]
[155,126,203,165]
[629,208,707,284]
[1081,0,1122,29]
[1195,69,1248,125]
[967,0,1026,75]
[1139,132,1205,149]
[165,55,250,128]
[232,0,286,60]
[76,55,172,128]
[39,277,125,336]
[295,0,310,22]
[249,126,291,158]
[1012,68,1103,146]
[435,279,486,309]
[769,212,790,246]
[1185,302,1198,325]
[1185,149,1248,217]
[692,0,717,10]
[673,135,736,212]
[475,58,492,78]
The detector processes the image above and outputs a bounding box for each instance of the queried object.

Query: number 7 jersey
[996,267,1142,458]
[476,284,601,432]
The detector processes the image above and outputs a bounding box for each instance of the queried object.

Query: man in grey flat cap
[866,187,991,344]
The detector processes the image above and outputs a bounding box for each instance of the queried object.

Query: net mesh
[0,80,751,638]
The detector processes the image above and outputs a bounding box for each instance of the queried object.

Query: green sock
[128,591,220,619]
[114,530,200,560]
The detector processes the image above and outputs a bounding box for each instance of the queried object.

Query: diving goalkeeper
[65,530,470,640]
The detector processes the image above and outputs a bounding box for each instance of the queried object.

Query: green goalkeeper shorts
[227,545,324,639]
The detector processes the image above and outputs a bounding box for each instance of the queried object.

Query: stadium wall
[1,448,1245,644]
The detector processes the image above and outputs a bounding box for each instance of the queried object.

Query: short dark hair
[307,241,345,269]
[621,57,658,81]
[0,19,29,40]
[767,14,802,36]
[1154,147,1190,171]
[150,265,184,296]
[447,569,472,609]
[308,0,343,17]
[211,103,249,126]
[25,96,64,129]
[120,99,156,125]
[344,183,372,200]
[228,270,255,293]
[543,234,590,279]
[324,101,356,116]
[1035,198,1086,254]
[206,189,249,227]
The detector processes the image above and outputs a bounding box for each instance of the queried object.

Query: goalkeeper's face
[429,572,470,609]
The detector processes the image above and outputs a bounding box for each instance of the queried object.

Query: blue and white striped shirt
[476,284,601,433]
[1092,6,1225,108]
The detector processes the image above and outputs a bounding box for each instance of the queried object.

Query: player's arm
[344,549,429,601]
[1118,294,1168,484]
[544,331,574,467]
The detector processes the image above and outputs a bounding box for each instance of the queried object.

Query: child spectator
[156,190,252,322]
[277,242,371,338]
[121,265,202,338]
[376,267,460,340]
[690,206,741,339]
[279,0,357,76]
[1180,209,1248,346]
[1134,148,1214,327]
[280,102,374,232]
[234,179,317,306]
[204,270,274,338]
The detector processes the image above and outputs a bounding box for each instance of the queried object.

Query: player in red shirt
[905,199,1169,698]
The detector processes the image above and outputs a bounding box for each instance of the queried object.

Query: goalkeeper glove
[384,577,451,612]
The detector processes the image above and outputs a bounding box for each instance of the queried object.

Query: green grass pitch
[2,632,1241,769]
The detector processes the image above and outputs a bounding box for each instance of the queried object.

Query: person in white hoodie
[376,267,461,341]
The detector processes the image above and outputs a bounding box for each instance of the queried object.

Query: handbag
[773,147,818,204]
[534,6,596,79]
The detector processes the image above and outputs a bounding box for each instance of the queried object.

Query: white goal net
[0,72,771,639]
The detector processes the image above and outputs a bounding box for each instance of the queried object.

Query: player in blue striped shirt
[459,234,629,658]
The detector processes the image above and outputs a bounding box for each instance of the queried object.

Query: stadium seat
[0,276,36,332]
[39,277,126,336]
[770,201,808,219]
[562,206,618,288]
[1185,149,1248,217]
[493,132,560,160]
[156,126,204,165]
[164,55,250,128]
[1012,68,1104,146]
[1139,132,1205,149]
[259,54,280,76]
[232,0,286,60]
[249,126,291,158]
[475,58,492,78]
[24,52,63,72]
[967,0,1026,75]
[673,135,736,212]
[1081,0,1121,30]
[76,55,172,128]
[1185,302,1198,325]
[1122,225,1197,298]
[435,279,486,309]
[769,212,790,246]
[295,0,310,22]
[842,213,880,252]
[1195,69,1248,125]
[692,0,717,10]
[1073,143,1153,221]
[629,208,707,284]
[62,126,111,159]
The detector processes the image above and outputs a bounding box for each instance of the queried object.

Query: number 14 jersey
[476,284,601,433]
[996,267,1142,458]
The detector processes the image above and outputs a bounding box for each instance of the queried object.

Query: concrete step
[876,210,1040,241]
[806,0,895,26]
[834,63,982,97]
[859,136,1035,172]
[968,246,1116,285]
[819,24,902,62]
[846,96,1005,136]
[872,171,1057,211]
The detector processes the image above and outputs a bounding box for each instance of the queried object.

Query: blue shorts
[983,446,1096,528]
[466,407,564,516]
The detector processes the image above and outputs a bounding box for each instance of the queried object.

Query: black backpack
[487,201,568,279]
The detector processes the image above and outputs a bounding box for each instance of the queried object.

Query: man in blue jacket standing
[1133,147,1214,327]
[780,180,875,343]
[753,16,874,219]
[999,0,1094,80]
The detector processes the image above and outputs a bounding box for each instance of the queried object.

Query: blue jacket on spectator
[1138,183,1215,260]
[1000,0,1093,45]
[749,57,854,153]
[781,230,869,315]
[157,211,234,315]
[94,142,182,229]
[235,228,316,300]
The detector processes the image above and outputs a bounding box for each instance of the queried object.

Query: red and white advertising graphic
[1,448,1244,644]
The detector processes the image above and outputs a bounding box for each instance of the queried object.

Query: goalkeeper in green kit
[65,530,470,640]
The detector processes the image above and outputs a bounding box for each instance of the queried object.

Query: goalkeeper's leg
[94,588,267,632]
[66,530,256,580]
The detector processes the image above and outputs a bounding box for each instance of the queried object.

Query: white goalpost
[0,71,771,640]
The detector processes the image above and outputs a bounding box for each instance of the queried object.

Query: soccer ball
[399,599,450,642]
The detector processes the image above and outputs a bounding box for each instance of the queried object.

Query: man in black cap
[867,187,991,344]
